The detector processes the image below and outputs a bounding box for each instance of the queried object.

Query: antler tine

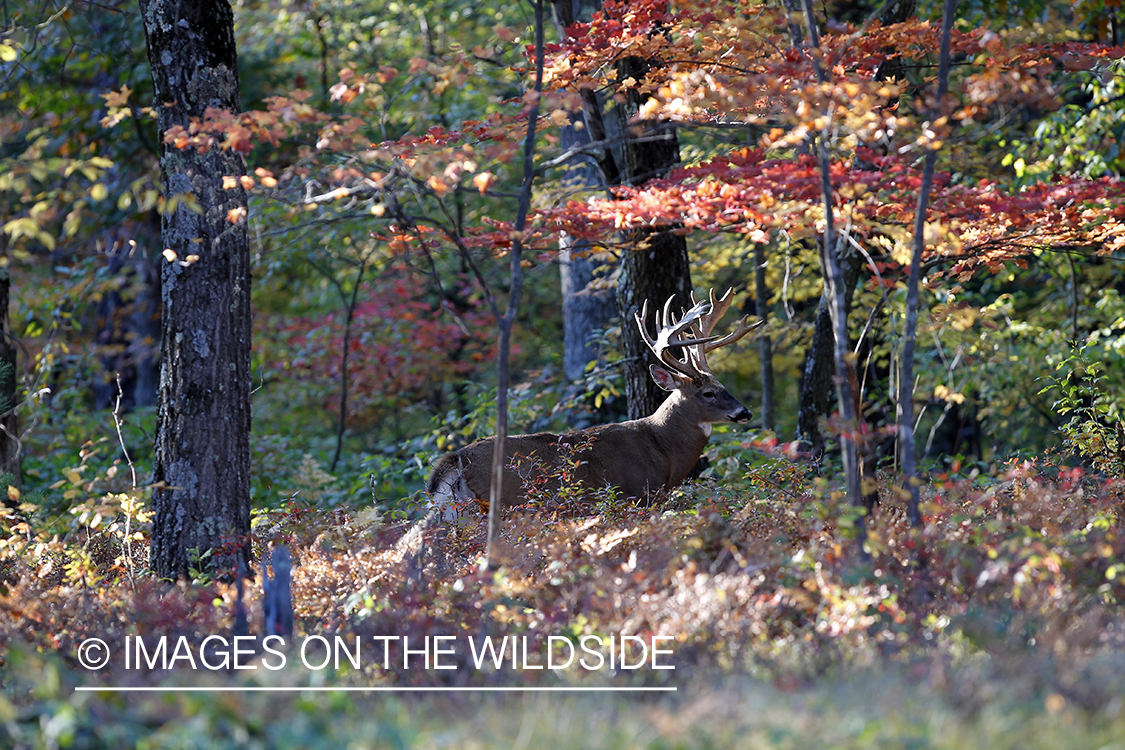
[661,295,684,333]
[700,314,763,354]
[635,296,719,379]
[634,299,659,354]
[688,288,734,337]
[685,288,763,375]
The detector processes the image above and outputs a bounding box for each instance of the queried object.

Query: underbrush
[2,455,1125,748]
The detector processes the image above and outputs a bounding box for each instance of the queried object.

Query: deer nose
[730,407,752,423]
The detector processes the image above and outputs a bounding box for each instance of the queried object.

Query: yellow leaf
[90,183,108,202]
[933,384,966,404]
[0,44,16,62]
[472,172,495,194]
[7,486,19,502]
[66,469,82,486]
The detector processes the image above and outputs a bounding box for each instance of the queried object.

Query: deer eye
[702,389,717,400]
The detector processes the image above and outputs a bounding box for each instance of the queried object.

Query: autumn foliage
[257,268,495,426]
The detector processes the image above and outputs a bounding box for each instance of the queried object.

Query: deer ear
[650,364,685,392]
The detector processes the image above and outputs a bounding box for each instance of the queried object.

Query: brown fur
[427,369,750,515]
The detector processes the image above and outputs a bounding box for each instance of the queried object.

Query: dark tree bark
[93,236,160,410]
[617,228,693,419]
[873,0,919,84]
[0,252,21,497]
[140,0,252,579]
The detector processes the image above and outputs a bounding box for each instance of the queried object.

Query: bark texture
[0,261,21,495]
[557,122,616,382]
[617,229,693,419]
[141,0,252,579]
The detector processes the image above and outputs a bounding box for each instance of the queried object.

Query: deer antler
[635,296,719,379]
[686,288,762,375]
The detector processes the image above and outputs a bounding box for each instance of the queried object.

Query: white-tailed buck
[426,289,759,519]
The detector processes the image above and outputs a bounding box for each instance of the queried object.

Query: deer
[425,288,760,521]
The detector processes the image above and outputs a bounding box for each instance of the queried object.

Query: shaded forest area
[2,0,1125,746]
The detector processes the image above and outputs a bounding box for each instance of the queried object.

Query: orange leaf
[428,175,452,195]
[472,172,496,194]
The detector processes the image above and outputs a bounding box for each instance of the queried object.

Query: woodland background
[2,0,1125,747]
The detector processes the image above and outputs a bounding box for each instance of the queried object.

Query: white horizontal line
[74,686,676,693]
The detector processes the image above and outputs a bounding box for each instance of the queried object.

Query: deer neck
[645,390,712,477]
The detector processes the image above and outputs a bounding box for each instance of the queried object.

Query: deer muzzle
[730,406,752,423]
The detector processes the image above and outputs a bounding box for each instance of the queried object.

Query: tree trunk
[901,0,955,529]
[556,125,616,383]
[754,242,775,432]
[483,0,546,571]
[618,229,694,418]
[796,251,861,458]
[0,253,21,497]
[799,0,864,518]
[559,234,615,383]
[141,0,252,579]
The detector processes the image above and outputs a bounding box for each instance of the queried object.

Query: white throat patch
[700,423,713,438]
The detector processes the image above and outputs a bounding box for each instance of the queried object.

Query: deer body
[426,289,758,520]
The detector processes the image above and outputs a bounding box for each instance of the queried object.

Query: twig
[112,373,138,588]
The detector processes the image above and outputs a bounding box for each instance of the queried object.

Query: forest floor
[3,458,1125,748]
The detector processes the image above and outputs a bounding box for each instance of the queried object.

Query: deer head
[636,287,760,427]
